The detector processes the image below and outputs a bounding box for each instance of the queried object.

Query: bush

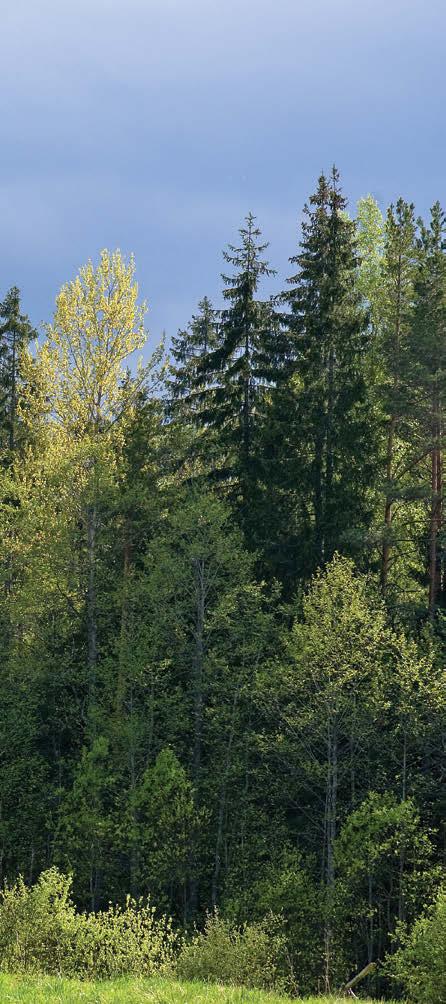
[72,899,177,978]
[0,869,79,974]
[177,911,296,994]
[389,885,446,1004]
[0,867,177,978]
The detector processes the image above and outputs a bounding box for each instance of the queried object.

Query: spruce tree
[167,296,218,423]
[199,214,286,540]
[0,287,36,460]
[285,167,373,574]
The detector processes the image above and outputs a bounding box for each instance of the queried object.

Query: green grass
[0,974,392,1004]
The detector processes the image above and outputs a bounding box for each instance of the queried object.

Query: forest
[1,167,446,998]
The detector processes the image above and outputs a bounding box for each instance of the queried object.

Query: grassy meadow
[0,974,392,1004]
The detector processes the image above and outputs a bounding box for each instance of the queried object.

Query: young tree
[335,794,438,974]
[131,748,195,916]
[260,557,395,988]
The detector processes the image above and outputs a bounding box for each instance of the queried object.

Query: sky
[1,0,445,353]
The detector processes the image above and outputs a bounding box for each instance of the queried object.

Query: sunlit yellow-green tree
[35,251,156,719]
[42,249,148,436]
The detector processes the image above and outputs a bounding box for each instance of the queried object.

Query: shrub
[0,868,80,974]
[177,911,296,994]
[0,867,177,978]
[73,899,178,978]
[389,885,446,1004]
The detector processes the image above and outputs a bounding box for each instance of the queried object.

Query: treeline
[1,168,446,995]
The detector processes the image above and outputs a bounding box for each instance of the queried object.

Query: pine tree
[285,167,373,575]
[0,287,36,461]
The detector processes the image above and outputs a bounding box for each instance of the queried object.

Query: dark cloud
[1,0,444,347]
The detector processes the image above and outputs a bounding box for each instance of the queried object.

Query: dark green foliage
[3,172,446,998]
[195,215,290,548]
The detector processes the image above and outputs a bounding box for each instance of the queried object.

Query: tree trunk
[116,529,131,714]
[9,329,17,454]
[381,416,396,594]
[325,344,335,519]
[314,420,325,567]
[189,556,206,915]
[367,869,374,963]
[398,732,408,923]
[382,250,403,595]
[87,503,98,715]
[192,557,205,785]
[323,716,338,994]
[211,683,241,908]
[428,385,442,618]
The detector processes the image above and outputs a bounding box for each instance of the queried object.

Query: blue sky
[1,0,445,352]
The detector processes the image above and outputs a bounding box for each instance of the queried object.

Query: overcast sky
[1,0,444,351]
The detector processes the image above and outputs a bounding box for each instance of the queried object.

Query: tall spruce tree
[199,214,287,542]
[0,287,36,461]
[285,167,373,574]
